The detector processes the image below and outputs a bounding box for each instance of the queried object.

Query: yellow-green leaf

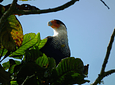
[0,15,23,51]
[38,39,47,49]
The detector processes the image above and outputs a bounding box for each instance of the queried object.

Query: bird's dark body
[40,36,70,65]
[40,19,70,65]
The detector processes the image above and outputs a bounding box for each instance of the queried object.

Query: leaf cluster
[0,5,23,52]
[1,32,89,85]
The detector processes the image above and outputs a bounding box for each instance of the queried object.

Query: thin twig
[21,74,35,85]
[100,0,110,9]
[13,0,79,15]
[91,69,115,85]
[101,29,115,74]
[104,69,115,77]
[91,29,115,85]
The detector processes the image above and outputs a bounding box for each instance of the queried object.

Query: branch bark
[91,29,115,85]
[0,0,79,32]
[101,29,115,74]
[100,0,110,9]
[104,69,115,77]
[13,0,79,15]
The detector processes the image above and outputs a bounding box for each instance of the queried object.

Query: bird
[40,19,70,65]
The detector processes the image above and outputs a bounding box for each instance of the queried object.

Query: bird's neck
[53,30,59,37]
[53,26,67,36]
[53,30,67,38]
[53,29,68,46]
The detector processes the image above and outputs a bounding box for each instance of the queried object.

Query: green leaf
[56,57,84,76]
[10,55,23,59]
[0,48,8,57]
[50,57,89,84]
[10,81,18,85]
[2,59,21,71]
[9,32,40,57]
[17,62,44,85]
[0,14,23,51]
[24,47,42,62]
[71,73,80,78]
[48,57,56,70]
[22,33,36,45]
[9,64,16,74]
[9,60,21,74]
[2,61,10,70]
[15,60,21,65]
[35,54,49,68]
[38,39,47,49]
[35,33,41,46]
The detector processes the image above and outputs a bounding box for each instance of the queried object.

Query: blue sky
[1,0,115,85]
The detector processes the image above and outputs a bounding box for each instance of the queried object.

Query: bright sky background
[1,0,115,85]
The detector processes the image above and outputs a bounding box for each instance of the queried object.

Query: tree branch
[100,0,110,9]
[91,69,115,85]
[104,69,115,77]
[0,0,79,32]
[13,0,79,15]
[91,29,115,85]
[0,0,17,32]
[101,29,115,74]
[21,74,35,85]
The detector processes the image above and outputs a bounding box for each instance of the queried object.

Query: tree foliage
[0,0,114,85]
[0,3,89,85]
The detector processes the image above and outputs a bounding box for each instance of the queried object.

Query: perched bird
[40,19,70,65]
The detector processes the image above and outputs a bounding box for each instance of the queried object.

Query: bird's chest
[51,37,67,49]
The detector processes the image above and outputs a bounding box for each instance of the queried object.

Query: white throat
[53,25,67,37]
[52,25,68,46]
[53,29,59,37]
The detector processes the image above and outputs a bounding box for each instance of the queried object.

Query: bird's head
[48,19,67,37]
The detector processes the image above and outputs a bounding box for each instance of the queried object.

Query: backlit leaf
[38,39,47,49]
[10,32,40,56]
[50,57,89,84]
[0,48,8,57]
[48,57,56,70]
[56,57,84,76]
[36,54,49,68]
[22,33,36,45]
[2,61,10,70]
[0,12,23,51]
[2,59,21,71]
[10,81,18,85]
